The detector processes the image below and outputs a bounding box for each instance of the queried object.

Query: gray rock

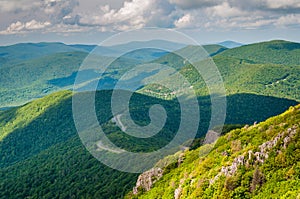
[133,168,163,195]
[203,130,220,144]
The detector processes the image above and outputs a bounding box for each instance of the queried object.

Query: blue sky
[0,0,300,45]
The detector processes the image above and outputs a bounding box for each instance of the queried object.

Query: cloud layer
[0,0,299,35]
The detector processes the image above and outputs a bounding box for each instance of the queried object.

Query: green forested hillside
[213,55,300,100]
[219,40,300,65]
[0,87,297,198]
[0,135,139,199]
[0,50,144,107]
[129,104,300,199]
[0,90,141,199]
[0,51,88,107]
[144,41,300,101]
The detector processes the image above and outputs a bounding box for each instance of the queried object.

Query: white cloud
[1,0,300,35]
[47,23,89,33]
[78,0,177,31]
[0,20,51,34]
[117,0,151,19]
[79,0,151,27]
[78,1,146,28]
[207,2,246,18]
[41,0,79,23]
[264,0,300,9]
[201,14,276,30]
[276,14,300,26]
[25,20,51,30]
[174,14,193,28]
[241,19,275,29]
[7,21,25,32]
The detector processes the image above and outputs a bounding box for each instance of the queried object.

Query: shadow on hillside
[225,93,298,125]
[0,90,298,168]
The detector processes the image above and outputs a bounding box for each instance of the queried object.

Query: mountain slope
[213,55,300,101]
[144,43,300,102]
[0,90,146,198]
[0,135,139,199]
[0,87,298,198]
[151,44,227,69]
[129,104,300,199]
[0,51,88,107]
[0,50,147,107]
[219,40,300,65]
[143,58,300,102]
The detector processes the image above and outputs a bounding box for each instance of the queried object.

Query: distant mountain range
[0,39,239,62]
[218,40,244,48]
[0,40,228,108]
[1,40,299,109]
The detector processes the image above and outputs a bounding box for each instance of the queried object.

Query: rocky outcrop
[174,178,185,199]
[177,153,185,167]
[203,130,220,144]
[221,151,229,156]
[133,150,187,195]
[210,125,298,184]
[133,168,163,195]
[174,187,182,199]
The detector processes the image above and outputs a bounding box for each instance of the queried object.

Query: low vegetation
[129,104,300,198]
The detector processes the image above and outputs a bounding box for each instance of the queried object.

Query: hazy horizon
[0,37,299,47]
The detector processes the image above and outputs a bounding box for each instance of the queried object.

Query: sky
[0,0,300,45]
